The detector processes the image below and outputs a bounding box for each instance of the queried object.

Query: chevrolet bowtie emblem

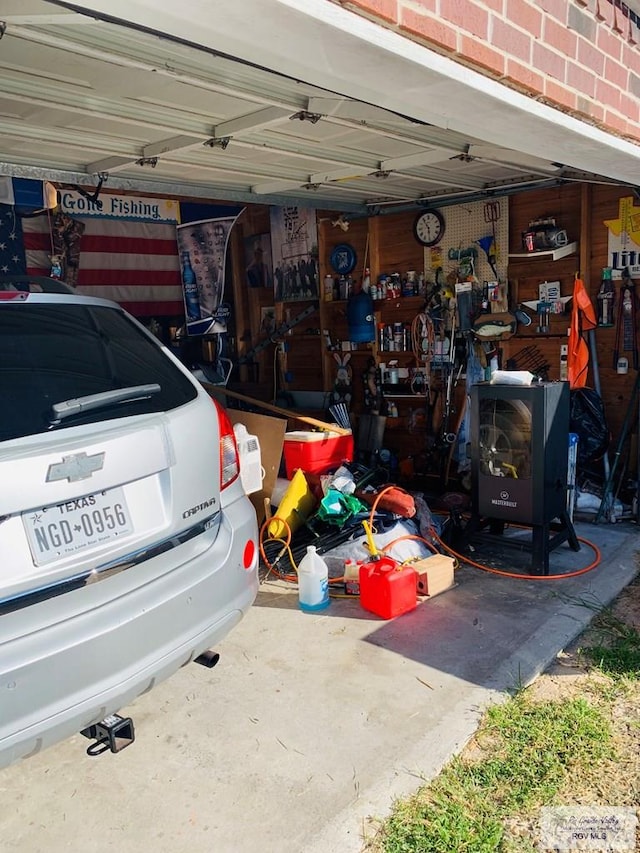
[46,452,105,483]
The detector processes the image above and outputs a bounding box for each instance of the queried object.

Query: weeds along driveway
[0,522,637,853]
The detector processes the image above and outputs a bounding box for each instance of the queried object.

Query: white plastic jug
[233,423,264,495]
[297,545,330,612]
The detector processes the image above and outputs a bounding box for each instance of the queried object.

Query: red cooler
[283,430,354,478]
[359,557,417,619]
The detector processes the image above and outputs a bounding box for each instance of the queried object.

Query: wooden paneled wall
[587,185,639,448]
[508,182,638,445]
[235,184,636,458]
[505,185,582,386]
[231,205,275,399]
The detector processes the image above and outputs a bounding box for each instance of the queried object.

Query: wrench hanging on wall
[613,268,638,370]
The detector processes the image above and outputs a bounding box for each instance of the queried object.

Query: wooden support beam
[202,382,351,435]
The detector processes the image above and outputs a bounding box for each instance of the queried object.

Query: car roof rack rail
[0,275,75,294]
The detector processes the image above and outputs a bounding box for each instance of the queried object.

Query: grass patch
[581,609,640,679]
[368,696,612,853]
[368,581,640,853]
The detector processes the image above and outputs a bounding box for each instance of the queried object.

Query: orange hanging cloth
[567,276,597,389]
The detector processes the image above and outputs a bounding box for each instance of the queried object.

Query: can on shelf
[393,322,403,350]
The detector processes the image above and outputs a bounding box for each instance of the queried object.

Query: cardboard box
[412,554,456,598]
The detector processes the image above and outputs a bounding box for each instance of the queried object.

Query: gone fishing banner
[176,210,244,335]
[22,191,184,316]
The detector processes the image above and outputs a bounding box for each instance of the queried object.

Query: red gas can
[359,557,417,619]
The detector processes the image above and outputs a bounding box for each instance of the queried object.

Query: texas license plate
[23,488,133,566]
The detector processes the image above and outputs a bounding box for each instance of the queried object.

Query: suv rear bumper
[0,494,258,768]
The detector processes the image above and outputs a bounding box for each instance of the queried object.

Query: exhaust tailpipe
[194,650,220,669]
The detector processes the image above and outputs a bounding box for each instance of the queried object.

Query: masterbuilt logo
[491,489,517,508]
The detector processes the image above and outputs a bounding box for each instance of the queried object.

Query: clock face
[413,209,445,247]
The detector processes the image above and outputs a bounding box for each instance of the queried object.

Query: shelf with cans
[368,309,441,424]
[375,316,427,412]
[322,269,427,303]
[319,267,457,430]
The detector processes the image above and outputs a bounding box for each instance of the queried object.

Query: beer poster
[176,210,244,335]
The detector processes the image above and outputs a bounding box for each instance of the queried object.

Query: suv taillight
[212,398,240,490]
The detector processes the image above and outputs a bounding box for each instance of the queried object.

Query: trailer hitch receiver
[81,714,135,757]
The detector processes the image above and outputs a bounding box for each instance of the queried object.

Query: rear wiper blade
[49,384,161,425]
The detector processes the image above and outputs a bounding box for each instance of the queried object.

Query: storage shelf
[374,295,425,305]
[324,349,374,357]
[508,241,578,262]
[513,333,567,339]
[323,295,426,306]
[324,349,419,358]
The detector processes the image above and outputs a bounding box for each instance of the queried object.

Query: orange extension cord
[259,485,602,585]
[430,525,601,580]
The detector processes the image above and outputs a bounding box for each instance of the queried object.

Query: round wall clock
[330,243,357,275]
[413,209,446,247]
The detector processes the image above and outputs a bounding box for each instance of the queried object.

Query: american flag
[21,213,184,317]
[0,204,27,277]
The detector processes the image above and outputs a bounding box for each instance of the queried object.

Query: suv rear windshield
[1,301,198,442]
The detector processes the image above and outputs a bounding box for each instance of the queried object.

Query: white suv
[0,283,258,768]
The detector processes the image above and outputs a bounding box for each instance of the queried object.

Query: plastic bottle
[339,275,350,300]
[181,251,200,321]
[324,274,334,301]
[297,545,330,612]
[344,558,360,595]
[347,289,375,342]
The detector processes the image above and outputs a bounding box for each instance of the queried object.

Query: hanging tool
[596,267,615,327]
[440,362,463,444]
[612,268,638,370]
[482,200,501,278]
[238,303,319,365]
[436,358,464,487]
[435,308,458,426]
[537,301,551,334]
[506,344,550,379]
[476,235,498,279]
[586,317,611,488]
[484,200,501,232]
[596,370,640,522]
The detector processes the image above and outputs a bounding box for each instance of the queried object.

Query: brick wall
[334,0,640,143]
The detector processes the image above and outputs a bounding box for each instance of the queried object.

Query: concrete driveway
[1,521,637,853]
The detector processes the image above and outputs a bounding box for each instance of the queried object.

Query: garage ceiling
[0,0,633,214]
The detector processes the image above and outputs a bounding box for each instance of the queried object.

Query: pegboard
[424,198,509,291]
